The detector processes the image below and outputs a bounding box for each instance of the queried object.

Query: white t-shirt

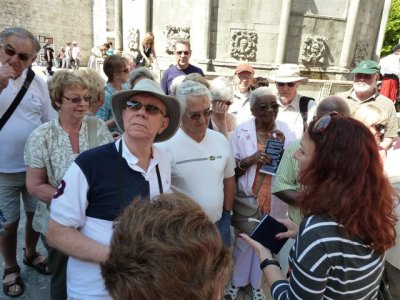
[229,88,253,126]
[50,139,171,299]
[158,128,235,222]
[0,67,56,172]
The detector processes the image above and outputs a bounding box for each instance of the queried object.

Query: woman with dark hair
[241,114,398,299]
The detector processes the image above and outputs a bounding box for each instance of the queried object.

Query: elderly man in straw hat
[46,79,181,299]
[267,64,317,140]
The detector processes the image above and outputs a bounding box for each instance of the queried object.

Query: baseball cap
[235,63,254,75]
[351,60,379,74]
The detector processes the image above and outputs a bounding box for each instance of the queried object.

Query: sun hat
[351,60,379,74]
[235,63,254,75]
[267,64,308,84]
[111,79,181,142]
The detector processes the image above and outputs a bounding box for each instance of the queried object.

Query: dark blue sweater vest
[75,142,149,221]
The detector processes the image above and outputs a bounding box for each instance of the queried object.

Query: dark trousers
[42,234,68,300]
[46,60,53,75]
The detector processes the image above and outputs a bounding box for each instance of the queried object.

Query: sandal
[3,265,24,297]
[22,248,51,275]
[223,284,240,300]
[252,287,266,300]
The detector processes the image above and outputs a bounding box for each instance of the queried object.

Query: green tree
[382,0,400,56]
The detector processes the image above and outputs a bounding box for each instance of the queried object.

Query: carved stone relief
[163,26,190,54]
[301,36,328,66]
[127,28,140,52]
[354,41,368,66]
[230,30,257,61]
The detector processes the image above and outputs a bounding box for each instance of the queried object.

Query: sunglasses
[312,112,338,134]
[126,101,165,116]
[187,108,213,120]
[176,51,190,56]
[4,47,31,61]
[372,123,386,132]
[63,95,92,104]
[257,103,279,111]
[277,82,296,87]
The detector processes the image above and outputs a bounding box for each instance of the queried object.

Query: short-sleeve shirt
[272,139,302,224]
[24,116,113,234]
[337,89,399,138]
[160,64,204,94]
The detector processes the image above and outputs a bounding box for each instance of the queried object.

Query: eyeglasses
[176,51,190,56]
[372,123,386,132]
[62,95,92,103]
[126,101,165,116]
[277,82,296,87]
[237,73,253,80]
[3,47,31,61]
[187,108,213,120]
[312,112,338,134]
[214,100,233,106]
[257,103,279,111]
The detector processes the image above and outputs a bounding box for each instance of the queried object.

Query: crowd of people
[0,26,399,300]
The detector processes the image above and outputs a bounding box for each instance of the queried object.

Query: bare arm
[46,219,109,264]
[26,167,57,205]
[273,189,300,206]
[223,176,235,211]
[380,137,394,151]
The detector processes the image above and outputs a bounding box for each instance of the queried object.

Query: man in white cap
[229,63,255,125]
[267,64,317,140]
[46,79,181,299]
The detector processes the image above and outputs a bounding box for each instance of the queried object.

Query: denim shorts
[0,172,38,224]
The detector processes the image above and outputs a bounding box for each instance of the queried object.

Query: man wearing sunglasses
[0,27,56,297]
[267,64,316,141]
[338,60,399,151]
[161,38,204,95]
[47,79,181,299]
[158,80,236,248]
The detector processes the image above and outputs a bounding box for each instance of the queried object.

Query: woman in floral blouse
[24,70,113,300]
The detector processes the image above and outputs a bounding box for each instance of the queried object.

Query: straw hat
[267,64,308,84]
[111,79,181,142]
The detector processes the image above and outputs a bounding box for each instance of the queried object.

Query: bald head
[316,96,350,117]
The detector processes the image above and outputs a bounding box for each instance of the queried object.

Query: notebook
[250,214,288,254]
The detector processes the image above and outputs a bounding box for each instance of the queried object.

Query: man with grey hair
[160,38,204,95]
[128,66,154,88]
[158,80,236,247]
[0,27,56,297]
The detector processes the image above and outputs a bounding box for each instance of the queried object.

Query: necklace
[256,130,272,145]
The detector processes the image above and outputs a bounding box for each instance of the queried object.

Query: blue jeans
[216,210,232,247]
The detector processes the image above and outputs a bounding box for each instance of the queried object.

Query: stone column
[374,0,392,60]
[114,0,123,51]
[275,0,292,64]
[190,0,212,61]
[144,0,151,33]
[338,0,360,68]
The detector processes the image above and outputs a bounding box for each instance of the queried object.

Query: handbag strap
[156,164,163,194]
[87,116,98,149]
[0,67,35,131]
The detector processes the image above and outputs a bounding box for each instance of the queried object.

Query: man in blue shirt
[161,38,204,94]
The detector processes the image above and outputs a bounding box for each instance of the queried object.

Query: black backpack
[299,96,315,132]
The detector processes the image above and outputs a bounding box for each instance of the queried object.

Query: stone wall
[0,0,93,65]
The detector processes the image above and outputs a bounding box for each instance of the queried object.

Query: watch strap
[260,258,280,270]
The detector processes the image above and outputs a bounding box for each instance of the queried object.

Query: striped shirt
[271,215,383,299]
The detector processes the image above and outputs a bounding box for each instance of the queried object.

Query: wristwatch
[260,258,280,270]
